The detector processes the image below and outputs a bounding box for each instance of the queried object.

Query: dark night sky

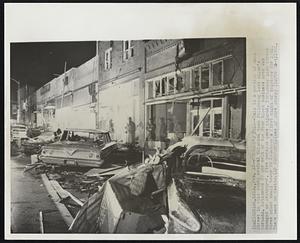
[10,41,96,89]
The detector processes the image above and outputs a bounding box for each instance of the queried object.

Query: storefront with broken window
[145,38,246,149]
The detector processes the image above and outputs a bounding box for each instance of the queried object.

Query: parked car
[11,124,28,141]
[39,128,118,167]
[21,132,55,155]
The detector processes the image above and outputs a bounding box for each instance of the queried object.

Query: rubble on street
[10,38,248,234]
[21,135,246,234]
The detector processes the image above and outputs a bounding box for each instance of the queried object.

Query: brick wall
[98,40,144,84]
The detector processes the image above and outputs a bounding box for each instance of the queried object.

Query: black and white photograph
[5,3,296,240]
[10,38,246,234]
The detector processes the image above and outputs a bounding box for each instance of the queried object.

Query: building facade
[144,38,246,148]
[29,38,245,149]
[97,40,145,145]
[35,57,98,131]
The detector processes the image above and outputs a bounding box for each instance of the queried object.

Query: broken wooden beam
[50,180,70,201]
[41,174,74,227]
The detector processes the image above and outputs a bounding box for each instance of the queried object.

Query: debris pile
[26,135,246,234]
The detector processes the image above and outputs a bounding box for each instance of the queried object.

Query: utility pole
[61,61,67,109]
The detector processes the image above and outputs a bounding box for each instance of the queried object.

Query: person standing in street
[109,119,114,140]
[146,118,156,141]
[125,117,136,145]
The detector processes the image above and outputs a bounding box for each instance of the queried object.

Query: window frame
[104,47,112,70]
[212,60,224,87]
[191,97,223,138]
[146,73,177,99]
[123,40,134,60]
[145,55,232,100]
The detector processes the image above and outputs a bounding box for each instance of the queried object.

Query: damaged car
[69,136,246,234]
[21,131,56,155]
[39,128,118,168]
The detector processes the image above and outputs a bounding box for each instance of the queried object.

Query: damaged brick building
[30,38,246,148]
[144,38,246,149]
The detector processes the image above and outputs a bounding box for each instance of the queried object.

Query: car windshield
[60,130,110,145]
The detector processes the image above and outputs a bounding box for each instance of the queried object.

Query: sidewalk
[10,154,68,233]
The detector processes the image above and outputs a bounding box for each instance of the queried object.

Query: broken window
[201,65,209,89]
[162,77,167,96]
[212,61,223,86]
[192,98,223,138]
[192,68,200,90]
[223,57,235,84]
[213,113,222,137]
[168,77,175,94]
[176,74,185,93]
[192,114,200,135]
[62,131,110,145]
[155,80,161,97]
[202,114,211,137]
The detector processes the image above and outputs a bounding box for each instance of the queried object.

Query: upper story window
[212,61,223,86]
[200,65,210,89]
[104,47,112,70]
[123,40,134,60]
[146,56,235,100]
[192,56,234,91]
[63,76,69,86]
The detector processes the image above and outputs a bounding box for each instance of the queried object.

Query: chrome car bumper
[39,156,105,168]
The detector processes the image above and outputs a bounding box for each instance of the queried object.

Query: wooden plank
[50,180,70,200]
[41,174,74,227]
[84,165,124,177]
[39,211,44,233]
[50,179,84,206]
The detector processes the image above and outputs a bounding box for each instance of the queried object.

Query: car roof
[168,136,246,151]
[64,128,109,133]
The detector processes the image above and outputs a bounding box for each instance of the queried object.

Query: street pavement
[10,154,68,233]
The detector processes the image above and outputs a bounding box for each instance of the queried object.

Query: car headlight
[42,149,47,155]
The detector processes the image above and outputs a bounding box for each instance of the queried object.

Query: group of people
[122,116,184,146]
[146,117,183,142]
[52,115,183,145]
